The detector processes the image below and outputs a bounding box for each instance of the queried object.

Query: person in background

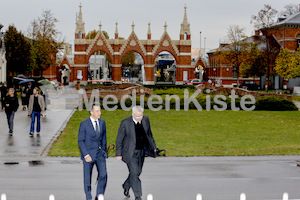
[1,82,7,110]
[20,84,27,110]
[28,87,45,137]
[4,88,19,136]
[25,81,33,109]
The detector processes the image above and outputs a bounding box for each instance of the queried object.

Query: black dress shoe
[135,197,142,200]
[95,197,98,200]
[124,188,130,198]
[122,185,130,198]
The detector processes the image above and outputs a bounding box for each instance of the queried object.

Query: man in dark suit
[78,103,107,200]
[116,106,157,200]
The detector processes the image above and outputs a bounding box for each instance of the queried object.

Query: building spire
[75,3,86,39]
[115,22,119,39]
[148,22,151,35]
[132,21,135,32]
[164,22,168,32]
[99,21,102,31]
[180,4,191,39]
[147,22,151,40]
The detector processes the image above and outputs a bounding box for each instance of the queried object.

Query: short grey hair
[132,106,144,114]
[9,88,15,93]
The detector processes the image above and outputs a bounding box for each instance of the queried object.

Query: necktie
[94,121,100,138]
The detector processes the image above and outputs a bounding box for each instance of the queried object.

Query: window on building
[184,32,187,40]
[78,31,82,39]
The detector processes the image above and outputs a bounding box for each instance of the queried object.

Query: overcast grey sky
[1,0,299,52]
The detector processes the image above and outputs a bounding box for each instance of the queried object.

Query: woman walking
[5,88,19,136]
[28,87,45,137]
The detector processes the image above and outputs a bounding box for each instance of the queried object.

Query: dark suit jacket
[116,115,157,164]
[78,118,107,161]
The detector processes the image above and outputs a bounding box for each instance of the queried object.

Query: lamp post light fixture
[213,67,216,86]
[200,31,202,58]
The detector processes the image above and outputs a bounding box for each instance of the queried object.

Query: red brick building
[207,10,300,88]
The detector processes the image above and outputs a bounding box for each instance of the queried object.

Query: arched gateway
[70,4,194,85]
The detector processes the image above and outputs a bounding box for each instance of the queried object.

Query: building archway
[154,51,176,84]
[87,50,112,82]
[121,51,144,83]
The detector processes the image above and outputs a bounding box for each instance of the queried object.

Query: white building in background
[0,32,7,83]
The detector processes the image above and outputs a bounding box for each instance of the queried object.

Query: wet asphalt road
[0,102,300,200]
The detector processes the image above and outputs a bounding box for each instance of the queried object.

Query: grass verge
[48,109,300,157]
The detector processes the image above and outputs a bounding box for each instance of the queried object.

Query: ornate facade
[67,4,196,85]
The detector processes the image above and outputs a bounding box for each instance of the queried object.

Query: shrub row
[84,95,297,111]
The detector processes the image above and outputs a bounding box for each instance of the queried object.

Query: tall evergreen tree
[4,25,33,75]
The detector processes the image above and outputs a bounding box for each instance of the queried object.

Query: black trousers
[123,149,145,197]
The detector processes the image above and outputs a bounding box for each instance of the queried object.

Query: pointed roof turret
[115,22,119,39]
[131,21,135,32]
[164,22,168,32]
[148,22,151,35]
[180,5,191,36]
[147,22,151,40]
[75,3,86,38]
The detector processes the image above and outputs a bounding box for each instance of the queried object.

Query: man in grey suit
[116,106,157,200]
[78,103,107,200]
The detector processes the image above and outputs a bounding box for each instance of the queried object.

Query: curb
[40,109,77,157]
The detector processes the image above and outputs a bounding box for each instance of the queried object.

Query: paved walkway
[1,87,300,200]
[293,100,300,110]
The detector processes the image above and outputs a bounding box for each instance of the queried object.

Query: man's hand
[116,156,122,161]
[85,155,92,162]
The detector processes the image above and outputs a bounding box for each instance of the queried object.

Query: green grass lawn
[48,109,300,157]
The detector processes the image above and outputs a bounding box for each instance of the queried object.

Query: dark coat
[4,95,19,113]
[78,118,107,161]
[116,115,157,164]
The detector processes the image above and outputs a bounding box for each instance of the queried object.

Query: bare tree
[251,4,279,91]
[28,10,63,77]
[280,4,299,17]
[217,25,248,87]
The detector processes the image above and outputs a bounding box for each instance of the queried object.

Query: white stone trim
[278,38,296,42]
[179,40,191,45]
[179,53,191,56]
[144,65,154,68]
[176,65,193,68]
[74,39,88,44]
[73,64,88,67]
[74,52,88,55]
[111,64,122,68]
[146,52,154,55]
[113,52,121,55]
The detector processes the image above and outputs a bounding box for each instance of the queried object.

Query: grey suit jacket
[115,115,157,164]
[28,94,45,115]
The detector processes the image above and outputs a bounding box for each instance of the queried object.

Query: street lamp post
[200,31,202,58]
[213,67,216,86]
